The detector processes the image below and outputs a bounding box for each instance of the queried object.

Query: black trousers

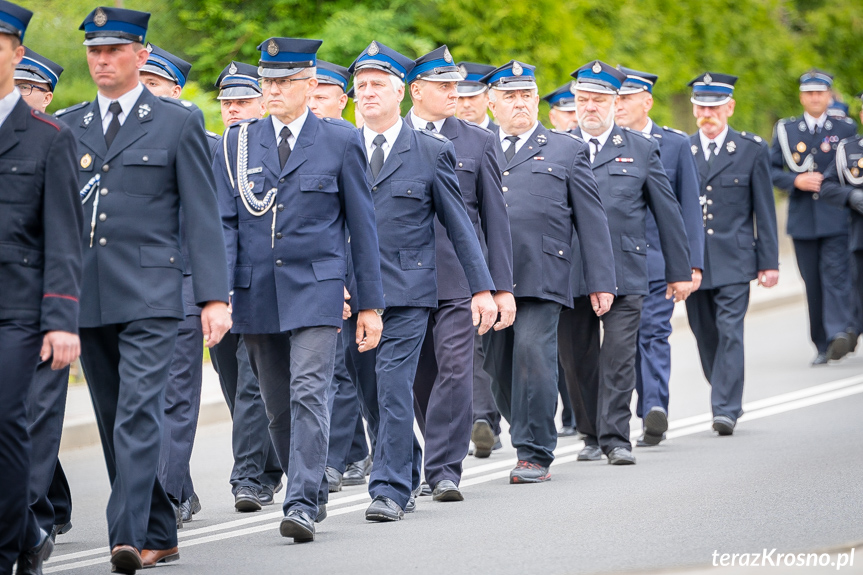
[559,295,644,453]
[0,320,42,573]
[80,318,179,550]
[472,332,501,435]
[327,329,370,473]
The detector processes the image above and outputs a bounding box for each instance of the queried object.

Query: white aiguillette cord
[79,174,101,248]
[226,122,279,248]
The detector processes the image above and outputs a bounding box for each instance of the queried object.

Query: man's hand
[757,269,779,288]
[492,291,516,331]
[356,309,383,352]
[666,280,693,303]
[589,292,614,316]
[202,301,232,348]
[691,268,703,292]
[41,331,80,370]
[471,290,498,335]
[343,287,352,321]
[794,172,823,192]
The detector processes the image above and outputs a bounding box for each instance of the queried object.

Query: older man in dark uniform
[563,61,692,466]
[55,7,231,572]
[0,3,82,573]
[481,60,616,482]
[614,66,705,447]
[215,37,385,542]
[687,72,779,436]
[406,46,514,501]
[770,70,857,364]
[345,41,496,521]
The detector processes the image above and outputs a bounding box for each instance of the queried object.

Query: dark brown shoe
[111,545,143,574]
[141,547,179,568]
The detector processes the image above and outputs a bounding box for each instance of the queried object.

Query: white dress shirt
[97,83,144,133]
[0,87,21,128]
[803,112,827,134]
[363,117,403,164]
[477,115,491,130]
[640,118,655,136]
[500,121,540,156]
[699,125,729,161]
[271,108,309,150]
[582,123,614,163]
[409,110,445,133]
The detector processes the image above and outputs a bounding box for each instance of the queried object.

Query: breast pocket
[720,174,750,205]
[607,163,642,198]
[122,149,169,197]
[0,159,38,204]
[529,162,567,201]
[298,174,340,219]
[390,180,428,225]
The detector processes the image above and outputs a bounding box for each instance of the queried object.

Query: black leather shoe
[50,521,72,541]
[713,415,735,436]
[342,456,371,486]
[432,480,464,502]
[280,509,315,542]
[827,332,854,361]
[418,481,432,497]
[315,504,327,523]
[557,425,578,437]
[850,329,859,353]
[172,501,183,530]
[637,432,666,447]
[577,445,602,461]
[234,486,262,512]
[607,447,636,465]
[493,436,502,451]
[405,494,417,513]
[180,493,201,522]
[644,406,668,436]
[16,528,54,575]
[471,419,495,458]
[325,466,343,492]
[811,352,828,366]
[365,496,404,522]
[509,460,550,483]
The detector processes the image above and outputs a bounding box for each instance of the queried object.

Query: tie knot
[505,135,519,144]
[280,126,292,142]
[707,141,717,151]
[426,122,436,132]
[108,101,122,114]
[373,134,386,147]
[589,138,601,147]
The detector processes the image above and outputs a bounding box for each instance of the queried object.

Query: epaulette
[623,126,651,139]
[206,130,220,139]
[53,101,89,117]
[159,96,198,111]
[662,126,687,137]
[31,109,61,131]
[550,128,584,142]
[782,116,797,124]
[841,116,855,125]
[418,128,449,142]
[320,116,356,130]
[738,130,764,144]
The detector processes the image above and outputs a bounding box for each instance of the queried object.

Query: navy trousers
[472,332,501,435]
[245,328,337,518]
[327,330,370,474]
[855,251,863,335]
[560,295,644,454]
[26,361,70,534]
[344,307,428,511]
[635,279,675,419]
[80,318,179,550]
[413,297,474,487]
[158,314,203,503]
[794,235,854,353]
[0,320,42,574]
[485,299,561,467]
[210,333,282,493]
[557,361,576,428]
[686,283,750,421]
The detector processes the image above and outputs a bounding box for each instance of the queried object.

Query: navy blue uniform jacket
[215,112,384,333]
[821,133,863,251]
[1,99,83,333]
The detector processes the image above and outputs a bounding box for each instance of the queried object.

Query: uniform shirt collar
[581,122,614,148]
[97,82,144,124]
[477,115,490,130]
[271,107,309,148]
[363,116,403,162]
[409,109,445,133]
[500,120,539,154]
[803,112,826,132]
[0,87,21,128]
[640,118,654,135]
[699,124,729,158]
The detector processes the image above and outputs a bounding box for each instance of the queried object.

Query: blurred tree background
[17,0,863,136]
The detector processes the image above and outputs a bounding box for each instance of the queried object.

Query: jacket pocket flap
[123,149,168,166]
[0,159,37,175]
[392,180,426,199]
[531,162,566,180]
[300,174,339,193]
[140,245,184,270]
[737,233,756,249]
[455,158,476,172]
[607,163,642,178]
[312,258,346,281]
[233,265,252,288]
[541,235,570,260]
[0,243,42,267]
[621,234,647,254]
[399,248,436,270]
[721,174,750,187]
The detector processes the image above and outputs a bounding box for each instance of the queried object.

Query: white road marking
[44,374,863,573]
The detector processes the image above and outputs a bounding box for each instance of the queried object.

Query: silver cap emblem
[512,62,523,76]
[368,41,379,56]
[267,39,279,57]
[94,8,108,27]
[704,72,713,84]
[592,62,602,74]
[229,62,237,75]
[443,47,453,63]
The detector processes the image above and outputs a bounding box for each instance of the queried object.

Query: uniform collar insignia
[612,134,623,146]
[536,133,547,145]
[726,140,736,154]
[82,111,94,127]
[691,144,698,156]
[137,104,151,119]
[825,120,833,131]
[798,121,806,132]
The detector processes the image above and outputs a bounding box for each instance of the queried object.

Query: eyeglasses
[260,76,312,91]
[16,83,49,96]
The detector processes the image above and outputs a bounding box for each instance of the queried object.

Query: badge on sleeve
[80,154,92,169]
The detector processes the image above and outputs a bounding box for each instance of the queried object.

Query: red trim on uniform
[31,109,61,131]
[43,293,79,302]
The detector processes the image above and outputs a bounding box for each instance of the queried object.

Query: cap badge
[229,62,238,75]
[691,144,698,156]
[512,62,523,76]
[82,111,94,127]
[703,73,713,84]
[267,39,279,57]
[137,104,151,119]
[80,154,92,169]
[612,134,623,146]
[146,43,153,53]
[592,62,602,74]
[796,141,808,153]
[94,8,108,27]
[368,41,379,56]
[443,47,452,63]
[459,65,467,78]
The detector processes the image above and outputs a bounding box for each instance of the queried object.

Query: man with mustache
[686,72,779,436]
[769,70,858,365]
[562,60,692,466]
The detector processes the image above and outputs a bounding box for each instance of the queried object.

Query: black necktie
[707,141,717,168]
[104,101,122,149]
[370,134,386,180]
[504,135,519,162]
[278,126,292,169]
[426,121,436,132]
[589,138,601,163]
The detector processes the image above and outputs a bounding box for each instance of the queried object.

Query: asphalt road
[42,296,863,575]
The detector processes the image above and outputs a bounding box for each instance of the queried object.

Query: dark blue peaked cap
[480,60,536,91]
[349,41,415,81]
[216,61,261,99]
[799,68,833,92]
[257,37,321,78]
[16,47,63,91]
[0,0,31,42]
[456,62,495,96]
[407,45,462,83]
[316,60,350,93]
[142,43,192,88]
[79,7,150,46]
[688,72,737,106]
[541,84,576,110]
[571,60,626,94]
[618,65,658,95]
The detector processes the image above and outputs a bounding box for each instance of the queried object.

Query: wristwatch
[373,308,384,316]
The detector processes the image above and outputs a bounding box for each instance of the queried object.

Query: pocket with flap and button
[607,163,642,198]
[541,234,571,297]
[139,244,184,271]
[528,161,567,201]
[719,174,750,205]
[298,173,340,219]
[0,159,38,203]
[122,149,169,196]
[389,180,428,225]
